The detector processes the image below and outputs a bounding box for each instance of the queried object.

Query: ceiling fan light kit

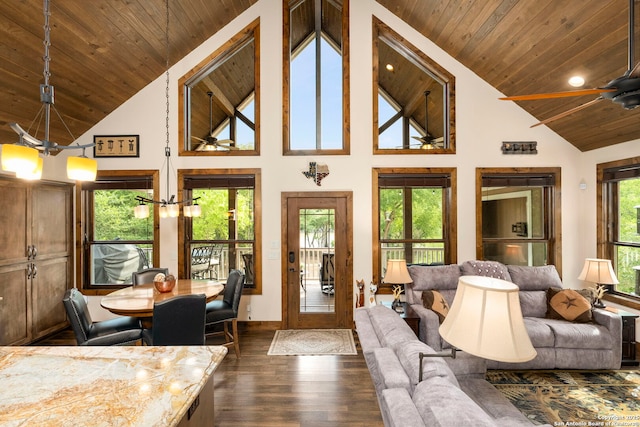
[501,141,537,155]
[500,0,640,126]
[1,0,97,181]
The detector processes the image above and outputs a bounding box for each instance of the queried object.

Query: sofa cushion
[396,340,459,392]
[407,264,461,305]
[519,290,548,318]
[369,304,418,348]
[524,318,556,347]
[412,377,496,427]
[546,288,593,323]
[540,318,614,349]
[461,260,511,281]
[507,264,562,291]
[421,290,450,323]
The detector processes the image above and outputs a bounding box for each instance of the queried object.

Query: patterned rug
[267,329,357,356]
[486,370,640,426]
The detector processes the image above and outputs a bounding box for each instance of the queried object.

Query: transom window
[373,18,455,153]
[373,168,457,289]
[284,0,349,154]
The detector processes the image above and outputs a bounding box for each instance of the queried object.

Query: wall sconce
[501,141,537,154]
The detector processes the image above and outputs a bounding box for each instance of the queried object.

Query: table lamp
[577,258,619,308]
[382,259,413,312]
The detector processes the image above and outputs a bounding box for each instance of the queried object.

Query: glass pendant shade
[159,205,169,218]
[167,204,180,217]
[183,205,192,217]
[67,156,97,181]
[1,144,39,174]
[190,204,202,217]
[134,204,150,219]
[16,156,43,180]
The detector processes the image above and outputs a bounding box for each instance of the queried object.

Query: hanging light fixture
[2,0,96,181]
[133,0,200,219]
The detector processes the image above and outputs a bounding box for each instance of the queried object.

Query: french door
[282,192,352,329]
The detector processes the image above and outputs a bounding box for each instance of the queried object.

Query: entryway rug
[486,370,640,426]
[267,329,357,356]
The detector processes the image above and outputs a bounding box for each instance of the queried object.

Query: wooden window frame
[372,167,457,292]
[283,0,350,155]
[476,167,561,275]
[76,170,160,295]
[178,168,262,295]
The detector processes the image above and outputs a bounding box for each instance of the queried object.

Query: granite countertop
[0,345,227,426]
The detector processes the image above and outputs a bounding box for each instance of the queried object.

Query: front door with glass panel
[283,192,352,329]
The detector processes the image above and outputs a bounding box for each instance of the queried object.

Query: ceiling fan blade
[500,88,615,101]
[192,135,206,142]
[530,97,603,128]
[214,139,235,146]
[629,61,640,78]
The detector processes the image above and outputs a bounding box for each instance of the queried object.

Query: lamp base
[391,299,404,313]
[593,300,606,309]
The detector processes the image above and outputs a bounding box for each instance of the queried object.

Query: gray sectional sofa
[406,260,622,370]
[355,304,551,426]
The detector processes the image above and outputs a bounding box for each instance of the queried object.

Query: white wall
[71,0,640,323]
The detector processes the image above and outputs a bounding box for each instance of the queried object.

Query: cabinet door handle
[26,245,33,260]
[32,245,37,259]
[26,264,32,279]
[31,264,37,279]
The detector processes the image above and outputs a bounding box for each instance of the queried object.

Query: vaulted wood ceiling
[0,0,638,152]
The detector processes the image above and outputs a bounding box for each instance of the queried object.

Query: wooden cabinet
[0,178,73,345]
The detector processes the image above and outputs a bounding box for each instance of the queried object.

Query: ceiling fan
[409,91,444,149]
[500,0,640,127]
[192,91,238,151]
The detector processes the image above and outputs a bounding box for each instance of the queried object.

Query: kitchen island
[0,345,227,426]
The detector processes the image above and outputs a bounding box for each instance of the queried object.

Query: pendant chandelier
[1,0,97,181]
[133,0,200,219]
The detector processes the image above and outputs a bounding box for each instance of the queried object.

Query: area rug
[486,370,640,426]
[267,329,357,356]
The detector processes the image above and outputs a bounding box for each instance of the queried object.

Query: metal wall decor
[501,141,537,154]
[302,162,330,186]
[93,135,140,158]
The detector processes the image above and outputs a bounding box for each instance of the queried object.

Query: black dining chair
[62,288,143,346]
[205,269,245,357]
[142,294,207,346]
[132,267,169,286]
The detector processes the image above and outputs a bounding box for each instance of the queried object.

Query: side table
[382,301,420,337]
[606,307,639,366]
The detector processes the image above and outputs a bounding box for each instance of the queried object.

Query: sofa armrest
[593,308,623,363]
[592,307,623,335]
[380,388,426,427]
[409,304,444,350]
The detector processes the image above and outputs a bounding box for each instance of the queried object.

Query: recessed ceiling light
[568,75,585,87]
[386,63,394,72]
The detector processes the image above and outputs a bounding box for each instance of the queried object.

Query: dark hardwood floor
[35,327,384,427]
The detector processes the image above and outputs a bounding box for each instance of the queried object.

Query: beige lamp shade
[1,144,39,174]
[67,156,97,181]
[134,203,150,219]
[577,258,619,285]
[383,259,413,284]
[439,275,536,363]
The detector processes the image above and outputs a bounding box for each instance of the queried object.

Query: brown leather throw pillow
[546,287,593,323]
[422,290,450,324]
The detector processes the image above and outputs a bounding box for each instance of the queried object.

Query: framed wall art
[93,135,140,158]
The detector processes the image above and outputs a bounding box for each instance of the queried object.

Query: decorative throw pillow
[422,290,450,324]
[546,287,593,323]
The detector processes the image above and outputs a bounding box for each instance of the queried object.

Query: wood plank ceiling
[0,0,638,152]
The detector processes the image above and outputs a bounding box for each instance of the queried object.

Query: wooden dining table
[100,279,224,318]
